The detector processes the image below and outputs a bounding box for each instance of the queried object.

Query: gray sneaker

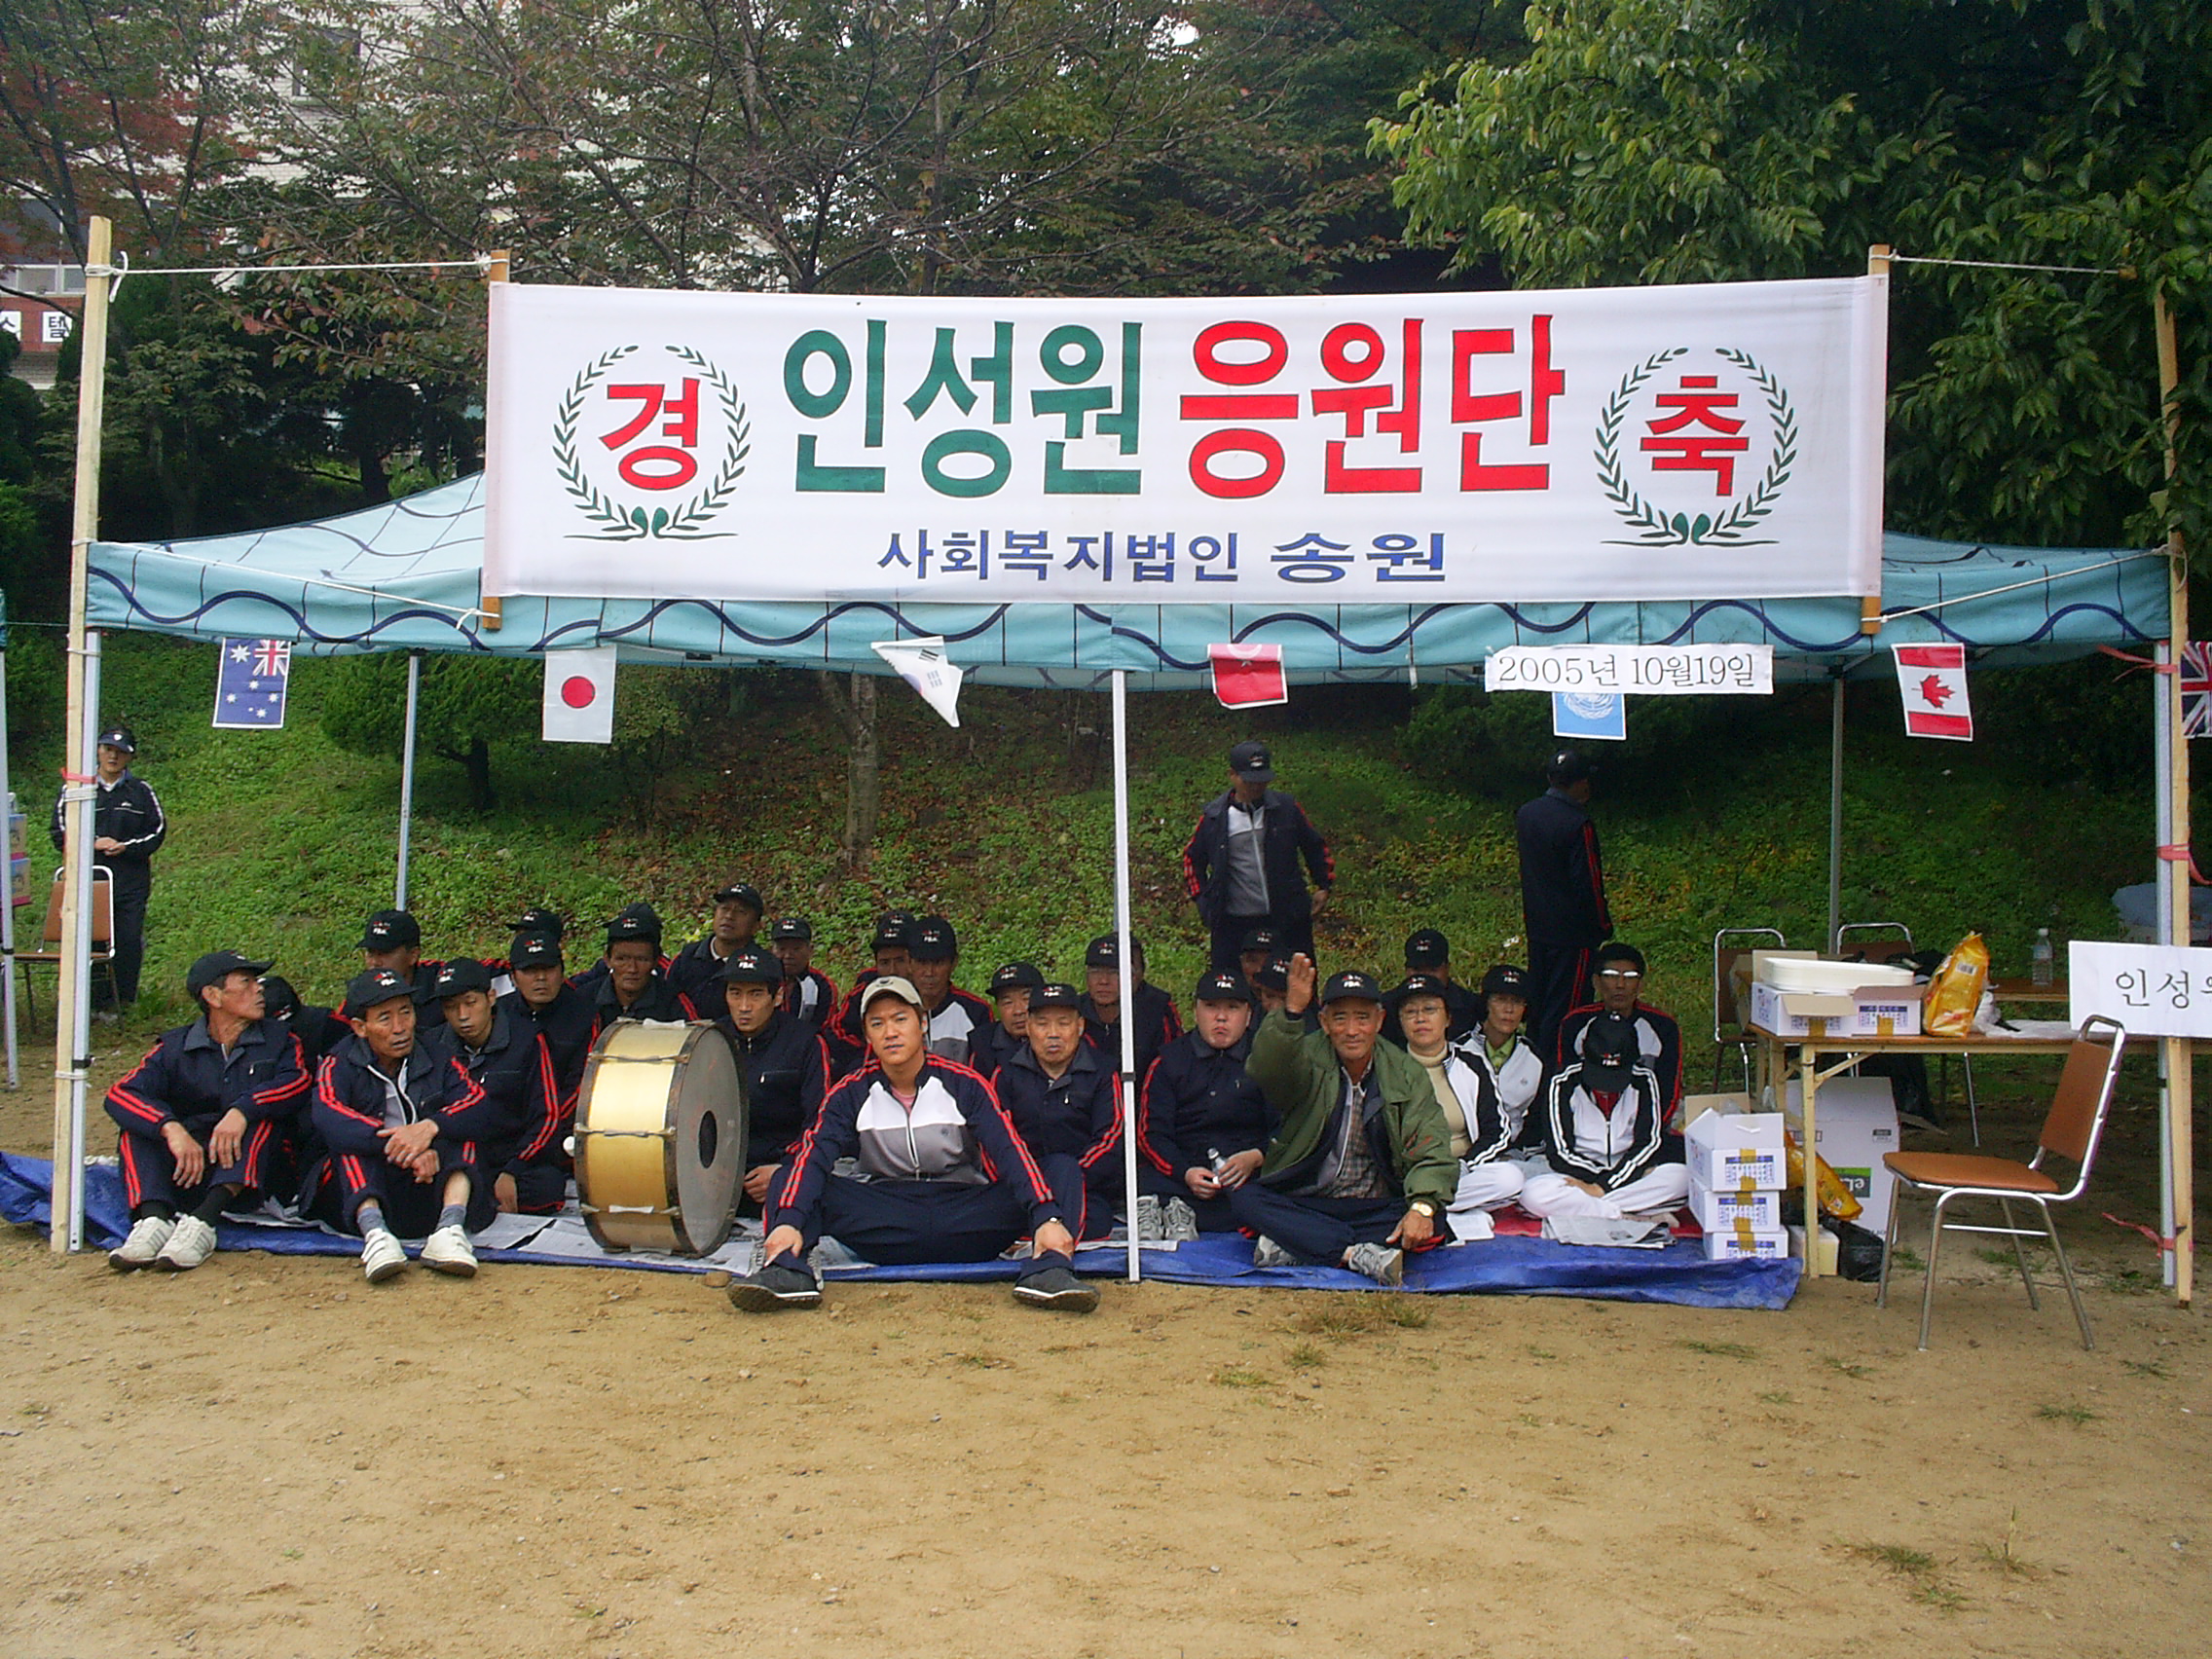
[1131,1194,1166,1241]
[153,1214,219,1272]
[1251,1235,1296,1270]
[1344,1242,1404,1286]
[1162,1198,1201,1242]
[108,1214,175,1272]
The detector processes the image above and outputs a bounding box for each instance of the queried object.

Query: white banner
[1485,643,1773,695]
[2070,940,2212,1039]
[485,277,1887,605]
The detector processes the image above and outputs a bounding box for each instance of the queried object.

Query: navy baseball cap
[1582,1011,1640,1088]
[1028,982,1085,1015]
[433,957,493,999]
[508,906,565,940]
[258,974,301,1019]
[1395,973,1452,1006]
[1481,963,1531,1000]
[1404,929,1450,971]
[345,967,415,1015]
[990,961,1045,997]
[1238,925,1279,955]
[1254,958,1291,992]
[908,916,959,961]
[187,949,272,1000]
[771,916,813,942]
[1320,970,1384,1007]
[1195,970,1253,1005]
[872,913,915,952]
[97,725,136,754]
[359,909,421,950]
[1228,740,1273,781]
[1547,749,1597,785]
[607,906,662,947]
[1086,934,1145,970]
[510,934,564,971]
[713,882,764,912]
[719,947,783,985]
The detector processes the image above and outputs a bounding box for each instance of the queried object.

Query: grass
[1287,1295,1427,1341]
[1213,1366,1273,1389]
[1976,1512,2042,1579]
[1286,1342,1328,1370]
[2120,1357,2169,1379]
[1823,1356,1875,1380]
[1678,1339,1758,1360]
[1847,1542,1967,1612]
[1525,1345,1558,1360]
[2035,1402,2100,1426]
[1890,1246,1925,1272]
[1757,1389,1796,1405]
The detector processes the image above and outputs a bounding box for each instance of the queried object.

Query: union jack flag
[213,637,291,730]
[2184,643,2212,740]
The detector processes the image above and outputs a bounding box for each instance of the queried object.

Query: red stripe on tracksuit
[1134,1053,1177,1176]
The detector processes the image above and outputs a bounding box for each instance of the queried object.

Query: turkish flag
[1208,643,1288,709]
[541,645,617,743]
[1894,644,1972,741]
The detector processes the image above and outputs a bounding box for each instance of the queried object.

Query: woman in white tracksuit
[1520,1010,1689,1221]
[1396,976,1524,1214]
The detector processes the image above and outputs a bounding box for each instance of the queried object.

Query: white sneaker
[1162,1198,1201,1242]
[420,1223,478,1277]
[1344,1241,1404,1286]
[361,1228,409,1283]
[108,1215,175,1272]
[153,1214,218,1272]
[1131,1194,1166,1240]
[1251,1235,1296,1270]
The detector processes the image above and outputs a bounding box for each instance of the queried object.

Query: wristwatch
[1408,1198,1439,1219]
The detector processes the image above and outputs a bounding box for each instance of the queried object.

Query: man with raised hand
[1136,970,1274,1237]
[1232,953,1456,1285]
[104,950,309,1272]
[708,946,830,1213]
[1182,740,1334,974]
[726,975,1094,1313]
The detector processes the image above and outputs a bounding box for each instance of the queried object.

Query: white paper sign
[2069,940,2212,1039]
[484,276,1887,605]
[1485,643,1773,695]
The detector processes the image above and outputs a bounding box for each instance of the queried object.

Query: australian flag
[213,638,291,730]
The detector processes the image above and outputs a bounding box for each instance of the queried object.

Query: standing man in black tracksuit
[1182,740,1335,975]
[1514,749,1612,1059]
[52,724,166,1012]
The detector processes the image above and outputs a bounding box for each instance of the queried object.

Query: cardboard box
[1679,1092,1753,1130]
[1703,1228,1789,1262]
[1687,1176,1784,1233]
[6,811,23,861]
[1784,1078,1901,1235]
[1750,978,1923,1041]
[1683,1110,1786,1191]
[1787,1223,1840,1274]
[9,853,26,909]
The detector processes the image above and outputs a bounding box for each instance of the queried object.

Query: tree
[320,651,540,810]
[1373,0,2212,551]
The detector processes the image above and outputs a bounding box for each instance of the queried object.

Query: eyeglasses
[1596,969,1642,982]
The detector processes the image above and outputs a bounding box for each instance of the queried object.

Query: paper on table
[1541,1215,1670,1248]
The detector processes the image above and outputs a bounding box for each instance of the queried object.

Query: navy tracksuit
[421,1010,569,1213]
[1081,982,1184,1090]
[1514,786,1611,1055]
[499,982,597,1101]
[308,1035,497,1236]
[990,1041,1123,1239]
[766,1058,1069,1280]
[105,1015,310,1214]
[53,769,165,1006]
[712,1011,831,1170]
[585,974,700,1046]
[778,967,839,1033]
[1181,787,1335,974]
[1136,1029,1275,1230]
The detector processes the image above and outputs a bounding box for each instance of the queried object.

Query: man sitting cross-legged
[1135,970,1275,1237]
[708,946,830,1214]
[422,957,567,1215]
[1229,953,1457,1286]
[988,981,1122,1241]
[308,967,497,1283]
[1520,1010,1688,1222]
[726,975,1095,1313]
[105,950,311,1272]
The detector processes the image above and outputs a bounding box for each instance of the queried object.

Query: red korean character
[1310,320,1420,493]
[1640,374,1748,496]
[601,379,701,491]
[1182,321,1296,498]
[1451,315,1564,491]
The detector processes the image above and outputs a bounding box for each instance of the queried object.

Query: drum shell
[574,1019,747,1254]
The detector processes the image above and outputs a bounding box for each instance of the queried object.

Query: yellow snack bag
[1923,931,1990,1038]
[1784,1129,1864,1221]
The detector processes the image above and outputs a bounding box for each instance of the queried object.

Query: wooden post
[479,249,510,634]
[2155,283,2195,1308]
[51,216,114,1253]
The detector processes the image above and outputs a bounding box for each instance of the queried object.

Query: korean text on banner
[2071,940,2212,1039]
[1487,643,1773,695]
[484,277,1887,606]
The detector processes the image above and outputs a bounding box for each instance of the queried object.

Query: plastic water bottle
[2031,928,2054,987]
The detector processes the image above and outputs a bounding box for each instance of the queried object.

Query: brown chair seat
[1883,1151,2060,1194]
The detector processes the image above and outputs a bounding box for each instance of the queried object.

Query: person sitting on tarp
[1520,1010,1687,1222]
[669,882,766,1002]
[826,911,916,1074]
[1135,970,1275,1238]
[499,932,596,1101]
[973,959,1045,1079]
[1382,930,1483,1046]
[422,957,567,1215]
[258,974,346,1065]
[587,906,701,1042]
[725,975,1094,1313]
[904,916,995,1066]
[988,982,1122,1240]
[709,946,830,1213]
[104,950,311,1272]
[1082,933,1183,1085]
[307,967,496,1283]
[1552,942,1683,1124]
[1470,964,1546,1142]
[1231,954,1457,1286]
[769,917,838,1033]
[1394,973,1521,1219]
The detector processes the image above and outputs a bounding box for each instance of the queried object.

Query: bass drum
[573,1019,747,1254]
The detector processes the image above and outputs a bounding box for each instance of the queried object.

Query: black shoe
[1013,1265,1099,1311]
[726,1260,822,1311]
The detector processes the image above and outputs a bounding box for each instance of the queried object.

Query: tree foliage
[1374,0,2212,550]
[320,651,539,811]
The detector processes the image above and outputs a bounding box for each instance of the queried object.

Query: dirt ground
[4,1030,2208,1659]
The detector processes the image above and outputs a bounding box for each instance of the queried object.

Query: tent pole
[2155,640,2178,1288]
[70,631,100,1252]
[1826,671,1845,952]
[1,643,18,1090]
[52,214,113,1255]
[1112,669,1140,1284]
[2154,284,2194,1308]
[396,651,422,909]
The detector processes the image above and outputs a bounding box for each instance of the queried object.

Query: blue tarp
[88,475,2165,687]
[0,1154,1798,1309]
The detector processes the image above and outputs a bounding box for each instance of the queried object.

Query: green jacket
[1246,1009,1457,1209]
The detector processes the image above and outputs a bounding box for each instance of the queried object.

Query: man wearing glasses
[1552,942,1681,1124]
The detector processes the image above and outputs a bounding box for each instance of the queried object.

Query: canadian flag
[541,645,617,744]
[1894,644,1972,741]
[1208,642,1288,709]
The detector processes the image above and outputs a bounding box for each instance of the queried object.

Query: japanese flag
[1208,643,1288,709]
[542,645,617,744]
[1894,644,1972,741]
[871,637,964,728]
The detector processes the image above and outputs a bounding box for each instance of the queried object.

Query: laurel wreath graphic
[552,344,752,541]
[1595,347,1795,546]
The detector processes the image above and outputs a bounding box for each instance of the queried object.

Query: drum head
[670,1025,747,1255]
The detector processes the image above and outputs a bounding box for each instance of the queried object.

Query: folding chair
[1834,920,1978,1143]
[14,866,120,1020]
[1876,1014,2126,1350]
[1712,927,1785,1091]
